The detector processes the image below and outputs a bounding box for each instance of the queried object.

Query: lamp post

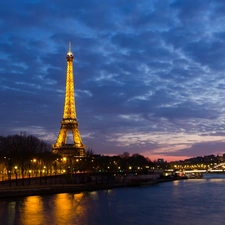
[28,170,31,185]
[63,157,67,174]
[14,166,18,186]
[31,158,37,177]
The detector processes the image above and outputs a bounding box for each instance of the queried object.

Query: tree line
[0,133,55,174]
[0,133,154,175]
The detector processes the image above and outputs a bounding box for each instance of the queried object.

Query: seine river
[1,174,225,225]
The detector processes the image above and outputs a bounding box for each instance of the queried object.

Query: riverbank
[0,176,186,198]
[0,183,129,198]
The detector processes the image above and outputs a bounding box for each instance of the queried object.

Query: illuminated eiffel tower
[52,43,85,157]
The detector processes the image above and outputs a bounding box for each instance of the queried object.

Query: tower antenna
[69,42,72,52]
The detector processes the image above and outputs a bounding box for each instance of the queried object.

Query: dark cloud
[170,0,212,26]
[184,41,225,70]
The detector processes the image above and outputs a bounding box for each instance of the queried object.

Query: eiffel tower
[52,43,85,157]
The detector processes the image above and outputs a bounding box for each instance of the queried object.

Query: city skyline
[1,1,225,161]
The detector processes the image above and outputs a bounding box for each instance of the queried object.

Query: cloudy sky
[1,0,225,161]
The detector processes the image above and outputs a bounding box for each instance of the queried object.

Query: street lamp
[31,159,37,177]
[14,166,18,186]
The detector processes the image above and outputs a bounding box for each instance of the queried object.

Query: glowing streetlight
[63,157,67,162]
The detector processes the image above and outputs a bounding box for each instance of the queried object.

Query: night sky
[1,0,225,161]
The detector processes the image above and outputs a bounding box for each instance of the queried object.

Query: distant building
[157,158,164,163]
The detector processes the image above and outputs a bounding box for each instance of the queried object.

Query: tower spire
[68,41,71,52]
[52,43,85,157]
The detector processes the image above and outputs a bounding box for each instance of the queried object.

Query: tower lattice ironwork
[52,43,85,157]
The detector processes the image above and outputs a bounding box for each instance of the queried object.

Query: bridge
[175,162,225,174]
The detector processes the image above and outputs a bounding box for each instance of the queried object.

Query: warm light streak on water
[22,196,44,225]
[1,174,225,225]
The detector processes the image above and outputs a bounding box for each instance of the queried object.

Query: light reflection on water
[1,176,225,225]
[22,196,44,225]
[53,193,84,224]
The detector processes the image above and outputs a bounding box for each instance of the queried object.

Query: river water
[1,174,225,225]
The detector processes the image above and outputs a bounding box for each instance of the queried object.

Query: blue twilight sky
[1,0,225,161]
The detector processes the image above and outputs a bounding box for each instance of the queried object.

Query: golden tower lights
[52,43,85,157]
